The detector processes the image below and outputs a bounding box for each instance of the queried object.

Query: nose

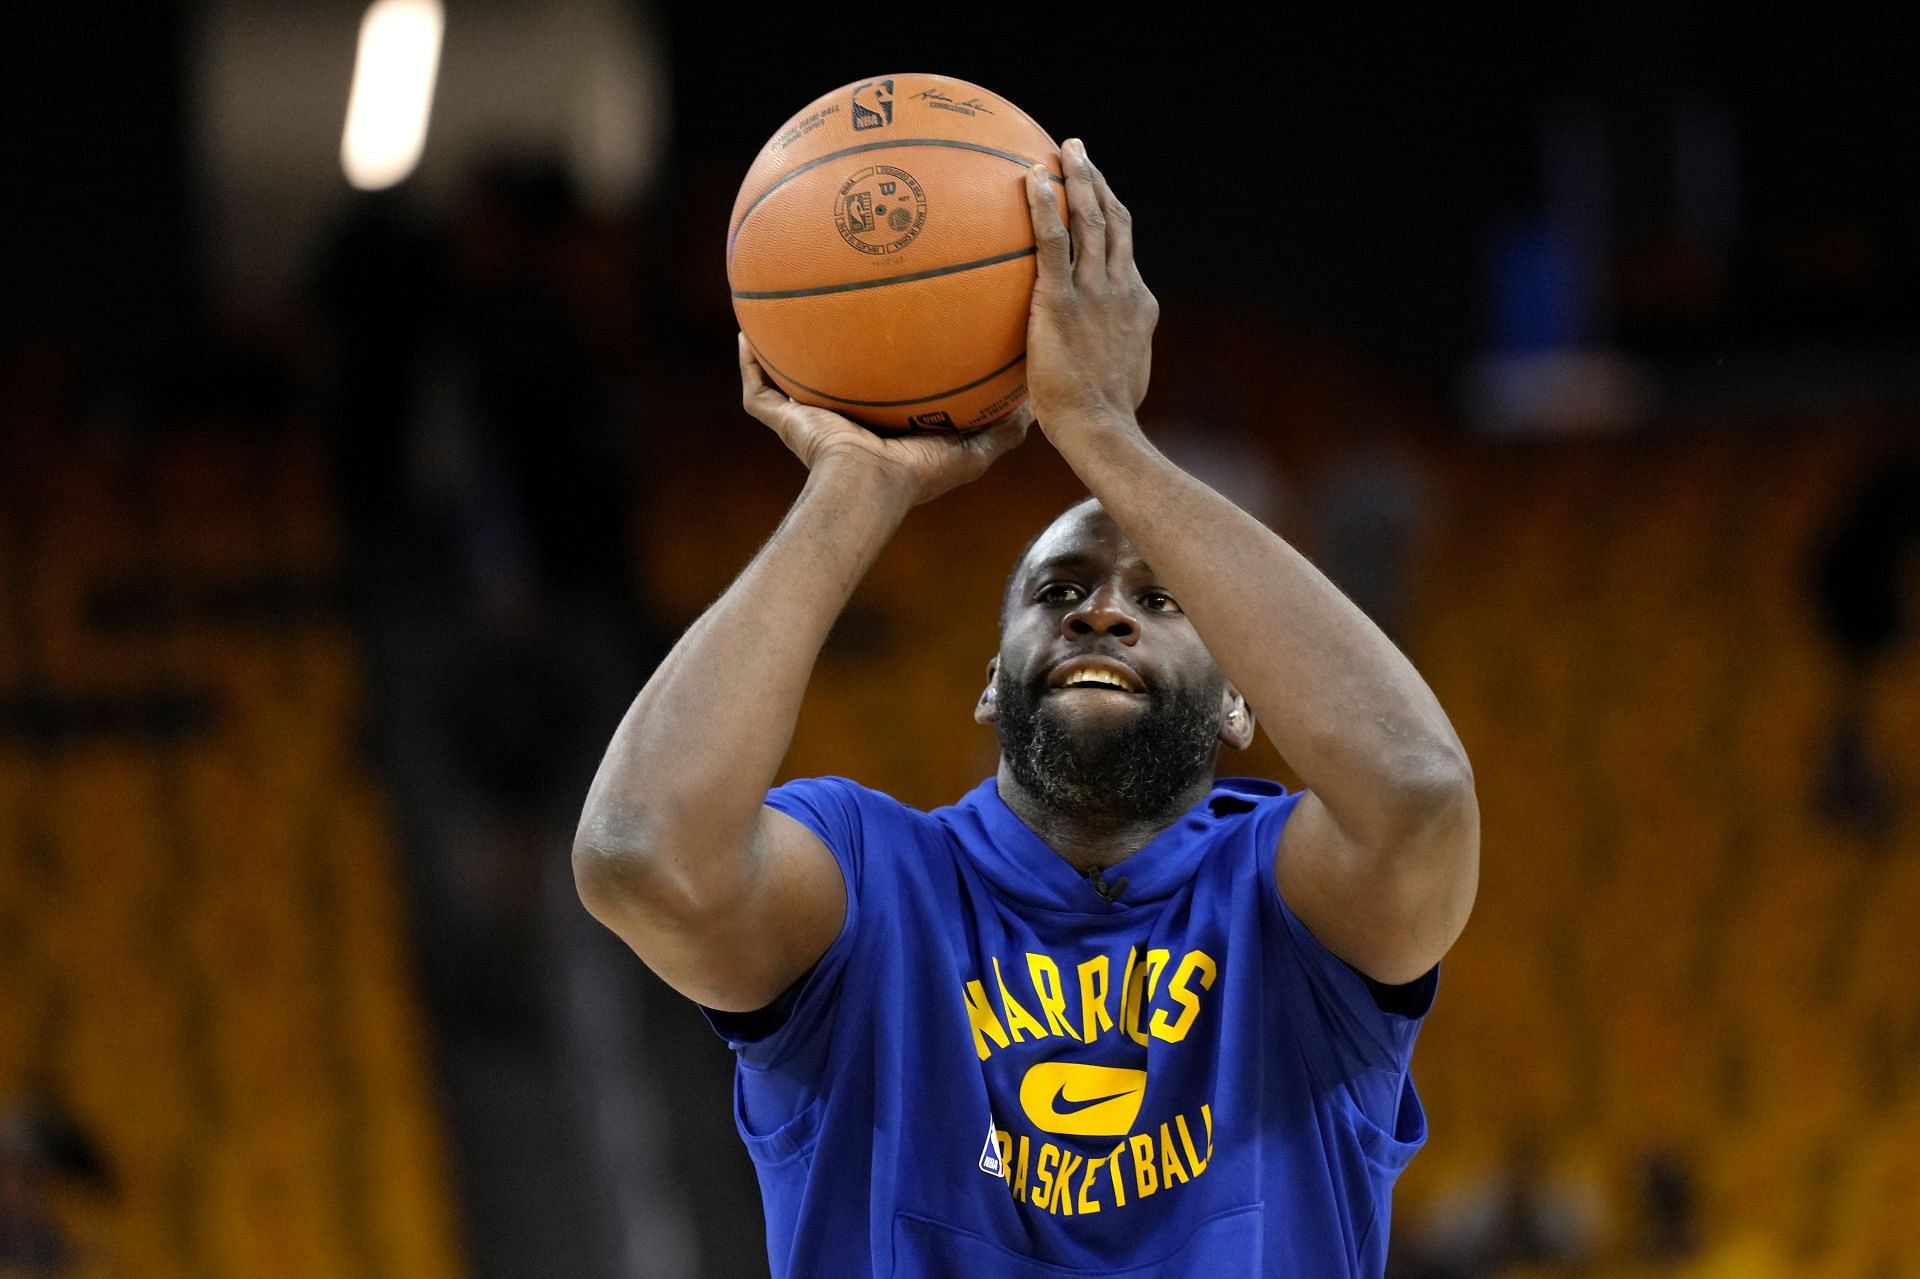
[1064,584,1138,644]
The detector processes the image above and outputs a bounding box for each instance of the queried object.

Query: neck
[994,758,1215,875]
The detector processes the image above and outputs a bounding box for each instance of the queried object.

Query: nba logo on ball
[851,80,894,130]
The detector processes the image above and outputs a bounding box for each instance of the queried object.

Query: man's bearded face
[993,652,1225,824]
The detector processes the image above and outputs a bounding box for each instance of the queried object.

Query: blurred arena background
[3,2,1919,1276]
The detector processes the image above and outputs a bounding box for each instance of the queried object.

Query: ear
[1219,686,1255,751]
[974,657,1001,725]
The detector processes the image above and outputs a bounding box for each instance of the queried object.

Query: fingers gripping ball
[728,74,1063,433]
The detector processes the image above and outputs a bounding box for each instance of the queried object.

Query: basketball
[727,74,1062,433]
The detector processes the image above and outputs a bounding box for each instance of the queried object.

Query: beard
[995,664,1226,825]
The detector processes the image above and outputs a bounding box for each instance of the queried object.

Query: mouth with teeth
[1046,659,1146,696]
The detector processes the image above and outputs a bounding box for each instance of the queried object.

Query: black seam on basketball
[755,351,1027,409]
[731,246,1036,301]
[727,140,1064,261]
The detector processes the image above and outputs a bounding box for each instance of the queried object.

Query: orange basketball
[728,74,1062,433]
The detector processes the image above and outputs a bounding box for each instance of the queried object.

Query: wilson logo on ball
[833,165,926,255]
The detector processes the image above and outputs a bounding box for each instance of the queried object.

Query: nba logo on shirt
[977,1121,1004,1178]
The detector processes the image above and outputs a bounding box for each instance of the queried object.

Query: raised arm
[572,338,1027,1011]
[1020,142,1477,985]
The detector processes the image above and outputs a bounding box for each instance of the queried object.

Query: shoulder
[1135,778,1301,898]
[765,775,945,856]
[1201,777,1303,848]
[768,773,912,817]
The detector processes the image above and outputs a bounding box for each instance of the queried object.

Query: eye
[1142,590,1182,614]
[1036,582,1084,606]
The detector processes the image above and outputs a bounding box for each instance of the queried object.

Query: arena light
[340,0,444,190]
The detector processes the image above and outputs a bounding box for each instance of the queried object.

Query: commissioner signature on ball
[913,90,996,116]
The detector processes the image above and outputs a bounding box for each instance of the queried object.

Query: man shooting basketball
[574,139,1479,1277]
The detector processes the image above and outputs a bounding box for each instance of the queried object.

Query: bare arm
[1021,143,1477,985]
[573,338,1027,1011]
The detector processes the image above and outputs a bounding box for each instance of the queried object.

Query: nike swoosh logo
[1050,1084,1134,1115]
[1019,1061,1147,1136]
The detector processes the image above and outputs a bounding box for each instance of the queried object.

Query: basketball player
[574,139,1479,1277]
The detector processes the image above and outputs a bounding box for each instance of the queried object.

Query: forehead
[1017,503,1146,579]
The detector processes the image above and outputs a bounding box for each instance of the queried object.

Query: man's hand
[1022,138,1159,446]
[740,334,1030,507]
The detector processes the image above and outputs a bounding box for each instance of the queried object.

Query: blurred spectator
[1614,223,1730,361]
[307,150,656,1024]
[419,152,658,1029]
[1808,445,1920,836]
[1309,424,1431,646]
[306,186,450,552]
[1404,1134,1604,1278]
[439,153,635,606]
[1608,1145,1790,1279]
[304,147,698,1277]
[1630,1147,1701,1265]
[0,1130,68,1276]
[0,1095,113,1277]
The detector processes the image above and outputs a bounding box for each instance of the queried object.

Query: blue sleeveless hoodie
[704,776,1435,1278]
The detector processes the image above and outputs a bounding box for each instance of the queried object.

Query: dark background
[10,2,1920,371]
